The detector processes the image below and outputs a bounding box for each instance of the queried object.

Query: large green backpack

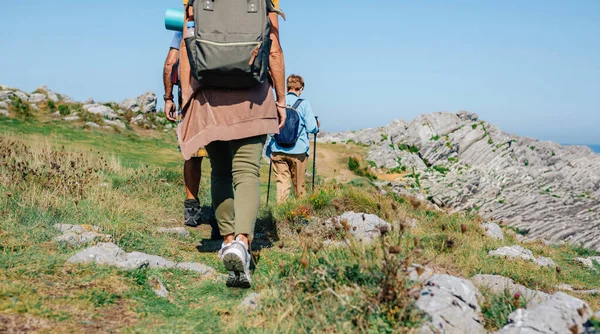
[185,0,272,89]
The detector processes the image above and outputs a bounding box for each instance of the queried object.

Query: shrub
[348,157,360,172]
[47,100,56,111]
[58,105,70,116]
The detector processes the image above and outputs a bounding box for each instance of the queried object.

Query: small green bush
[58,105,70,116]
[47,100,56,111]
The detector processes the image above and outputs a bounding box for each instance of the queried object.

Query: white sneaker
[221,237,251,288]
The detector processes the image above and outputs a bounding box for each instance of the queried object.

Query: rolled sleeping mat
[165,8,185,32]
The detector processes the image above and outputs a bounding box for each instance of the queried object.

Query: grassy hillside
[0,116,599,333]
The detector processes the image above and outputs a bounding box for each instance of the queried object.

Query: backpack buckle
[247,0,258,13]
[203,0,214,11]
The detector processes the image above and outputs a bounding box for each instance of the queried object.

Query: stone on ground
[157,227,190,238]
[53,224,113,246]
[575,257,594,269]
[329,211,391,244]
[28,93,47,103]
[416,274,486,334]
[150,277,169,298]
[471,274,550,306]
[534,256,556,267]
[66,242,215,275]
[240,293,261,310]
[0,109,9,116]
[489,245,535,261]
[498,292,593,334]
[481,222,504,240]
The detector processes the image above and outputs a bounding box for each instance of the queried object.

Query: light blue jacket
[266,92,319,157]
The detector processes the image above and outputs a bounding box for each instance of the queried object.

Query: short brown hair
[287,74,304,91]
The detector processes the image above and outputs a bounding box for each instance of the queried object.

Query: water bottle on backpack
[185,21,195,39]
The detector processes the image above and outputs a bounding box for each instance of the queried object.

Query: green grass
[1,117,599,332]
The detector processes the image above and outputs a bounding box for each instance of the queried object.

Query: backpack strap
[291,98,304,110]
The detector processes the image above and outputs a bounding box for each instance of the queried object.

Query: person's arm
[163,48,179,121]
[268,12,286,129]
[302,101,319,134]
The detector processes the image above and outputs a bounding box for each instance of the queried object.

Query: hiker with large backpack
[163,30,220,240]
[176,0,287,289]
[265,74,320,204]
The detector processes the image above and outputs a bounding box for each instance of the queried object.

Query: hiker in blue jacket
[266,74,320,203]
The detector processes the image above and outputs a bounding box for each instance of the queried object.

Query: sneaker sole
[226,272,239,288]
[223,251,251,289]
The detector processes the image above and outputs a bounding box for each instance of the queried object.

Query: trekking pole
[266,159,273,204]
[312,116,319,192]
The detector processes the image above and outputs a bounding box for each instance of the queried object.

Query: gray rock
[329,211,392,244]
[588,256,600,265]
[64,115,80,121]
[150,277,169,298]
[54,224,100,234]
[575,257,594,269]
[28,93,47,103]
[37,85,59,102]
[0,90,15,100]
[119,98,139,112]
[157,227,190,238]
[55,232,113,246]
[407,264,434,282]
[0,109,8,117]
[489,245,535,262]
[0,101,8,109]
[14,91,29,101]
[482,222,504,240]
[103,119,126,130]
[595,310,600,319]
[83,104,117,120]
[130,114,144,124]
[136,92,157,113]
[67,242,148,270]
[534,256,557,267]
[417,274,486,334]
[174,263,215,275]
[240,293,261,310]
[85,122,100,128]
[471,275,550,306]
[53,224,113,246]
[498,292,593,334]
[127,252,175,269]
[84,98,95,104]
[67,242,216,275]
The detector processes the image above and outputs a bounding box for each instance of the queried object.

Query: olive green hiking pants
[205,135,266,239]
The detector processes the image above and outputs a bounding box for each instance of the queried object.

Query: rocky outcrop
[320,111,600,251]
[417,274,486,333]
[471,274,550,306]
[83,104,118,120]
[498,292,593,334]
[119,92,157,114]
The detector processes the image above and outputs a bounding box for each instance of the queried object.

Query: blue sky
[1,0,598,144]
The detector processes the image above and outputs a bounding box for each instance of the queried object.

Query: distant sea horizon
[566,144,600,153]
[588,144,600,153]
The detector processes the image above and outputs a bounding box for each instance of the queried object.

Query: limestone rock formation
[416,274,486,333]
[320,111,600,251]
[498,292,593,334]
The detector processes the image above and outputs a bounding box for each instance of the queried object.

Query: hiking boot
[220,237,252,289]
[184,207,202,227]
[218,242,239,287]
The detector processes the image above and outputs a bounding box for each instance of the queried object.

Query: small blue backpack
[274,99,304,148]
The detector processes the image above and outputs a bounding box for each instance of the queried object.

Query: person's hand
[165,100,177,122]
[317,119,321,129]
[276,103,286,130]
